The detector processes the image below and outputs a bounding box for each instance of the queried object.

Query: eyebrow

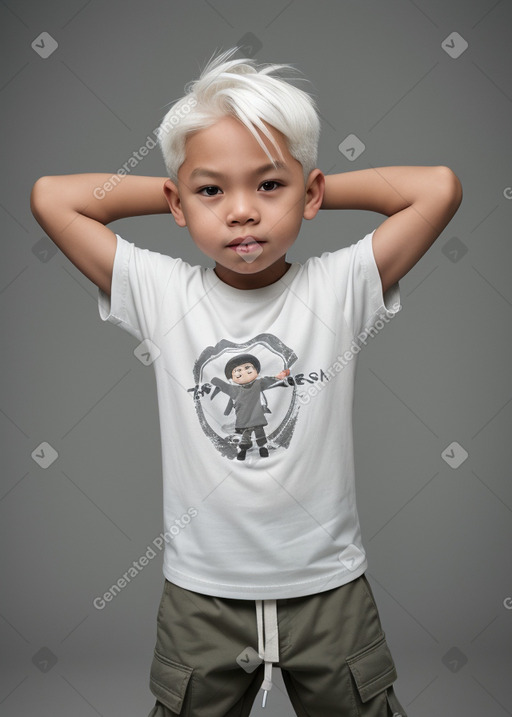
[190,162,289,179]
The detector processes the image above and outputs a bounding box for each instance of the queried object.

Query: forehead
[180,115,299,176]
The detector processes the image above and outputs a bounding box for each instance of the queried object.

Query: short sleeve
[318,229,401,338]
[97,234,179,341]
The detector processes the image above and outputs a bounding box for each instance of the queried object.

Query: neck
[214,258,292,290]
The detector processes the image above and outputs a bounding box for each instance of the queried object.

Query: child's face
[231,362,257,385]
[164,115,324,289]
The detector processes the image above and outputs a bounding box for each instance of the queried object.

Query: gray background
[1,0,511,715]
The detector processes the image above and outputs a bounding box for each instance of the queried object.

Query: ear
[303,169,325,220]
[163,179,187,227]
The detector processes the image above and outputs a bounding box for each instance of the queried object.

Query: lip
[226,236,265,247]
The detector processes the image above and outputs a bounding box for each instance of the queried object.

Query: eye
[259,180,281,192]
[198,185,221,196]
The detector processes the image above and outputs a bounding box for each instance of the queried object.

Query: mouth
[227,236,265,247]
[226,236,266,256]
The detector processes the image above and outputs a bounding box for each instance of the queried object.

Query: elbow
[30,175,63,223]
[31,175,51,196]
[30,177,44,220]
[435,165,463,210]
[30,176,51,217]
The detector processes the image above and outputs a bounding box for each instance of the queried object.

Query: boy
[30,48,462,717]
[210,354,291,461]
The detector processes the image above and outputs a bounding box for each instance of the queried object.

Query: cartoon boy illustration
[211,354,290,461]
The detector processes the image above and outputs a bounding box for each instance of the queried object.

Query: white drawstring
[255,599,279,708]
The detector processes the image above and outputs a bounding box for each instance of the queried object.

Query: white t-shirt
[98,231,401,600]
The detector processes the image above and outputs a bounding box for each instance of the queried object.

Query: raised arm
[30,174,170,296]
[321,166,463,294]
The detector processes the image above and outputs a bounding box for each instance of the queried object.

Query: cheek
[269,203,303,235]
[188,200,224,227]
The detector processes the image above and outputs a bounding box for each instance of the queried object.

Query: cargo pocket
[346,634,407,715]
[149,648,193,714]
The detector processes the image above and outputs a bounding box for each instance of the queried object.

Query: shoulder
[289,234,375,295]
[297,233,373,276]
[115,234,205,286]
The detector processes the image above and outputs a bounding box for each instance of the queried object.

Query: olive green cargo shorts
[147,574,408,717]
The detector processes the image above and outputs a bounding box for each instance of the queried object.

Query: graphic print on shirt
[190,333,299,461]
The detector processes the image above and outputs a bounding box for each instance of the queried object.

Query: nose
[226,191,260,226]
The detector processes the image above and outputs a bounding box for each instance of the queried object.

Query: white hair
[157,48,320,183]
